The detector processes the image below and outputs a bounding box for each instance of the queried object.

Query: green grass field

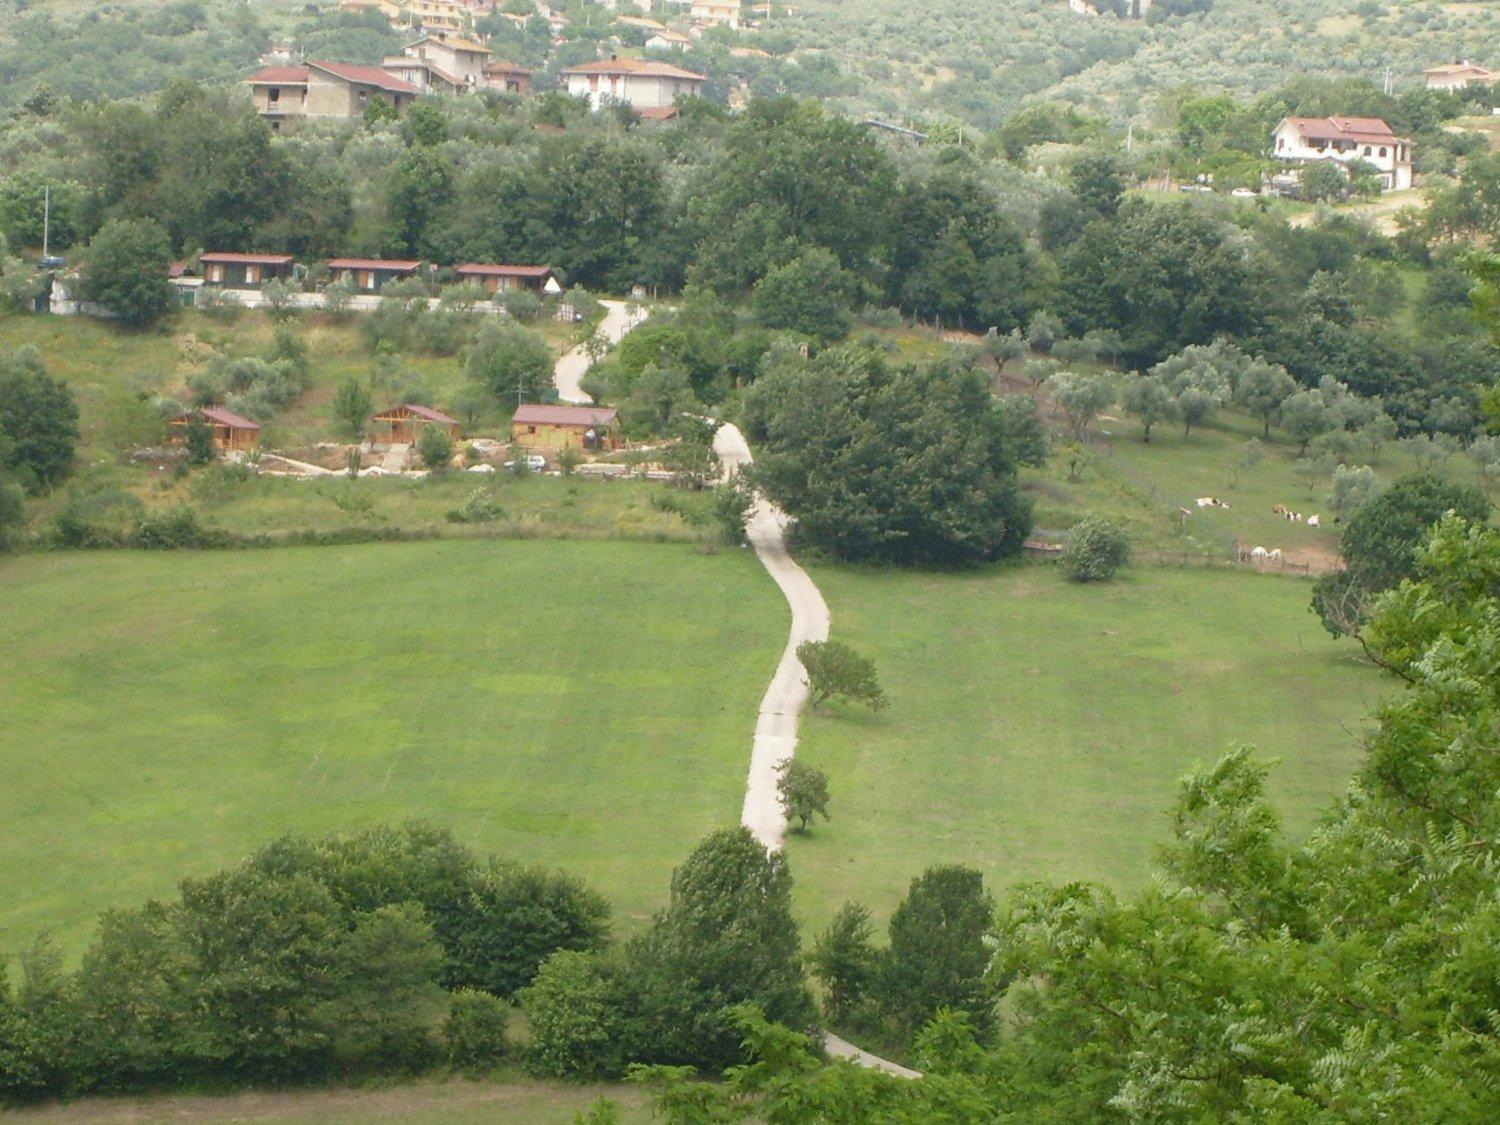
[0,539,783,954]
[785,564,1385,936]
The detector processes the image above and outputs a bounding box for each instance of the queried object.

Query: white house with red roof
[1272,116,1413,192]
[245,61,419,127]
[561,55,705,111]
[382,34,492,95]
[1423,61,1496,91]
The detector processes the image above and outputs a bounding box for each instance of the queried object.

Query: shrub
[417,425,453,472]
[521,951,628,1080]
[130,506,220,550]
[442,989,509,1072]
[1060,516,1130,582]
[448,488,504,524]
[796,639,887,710]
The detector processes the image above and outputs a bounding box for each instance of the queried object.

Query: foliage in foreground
[1059,515,1130,582]
[797,639,887,711]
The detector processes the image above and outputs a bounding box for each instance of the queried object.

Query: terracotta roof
[1282,115,1402,144]
[200,252,294,266]
[1424,62,1494,76]
[455,263,555,278]
[173,406,261,430]
[308,60,420,94]
[326,258,422,271]
[374,403,459,425]
[512,404,619,427]
[167,261,192,279]
[408,34,490,54]
[486,59,533,75]
[636,106,680,120]
[618,15,668,30]
[247,65,309,85]
[562,57,706,81]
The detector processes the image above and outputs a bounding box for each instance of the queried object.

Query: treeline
[0,822,608,1098]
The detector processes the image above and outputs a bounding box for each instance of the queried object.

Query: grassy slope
[785,564,1384,937]
[0,539,783,953]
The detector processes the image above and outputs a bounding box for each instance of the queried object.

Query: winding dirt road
[553,300,642,404]
[712,424,831,850]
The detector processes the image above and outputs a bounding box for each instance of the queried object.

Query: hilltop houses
[1423,61,1496,91]
[1271,116,1414,192]
[247,61,419,126]
[561,56,706,112]
[691,0,741,28]
[382,34,492,94]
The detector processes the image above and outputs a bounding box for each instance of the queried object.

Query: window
[527,425,537,434]
[1363,146,1371,156]
[268,88,280,104]
[1379,146,1387,157]
[245,265,260,285]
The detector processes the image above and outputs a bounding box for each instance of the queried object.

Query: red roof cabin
[200,252,295,290]
[326,258,423,294]
[370,403,461,445]
[168,406,262,452]
[485,59,534,94]
[455,263,563,295]
[511,404,620,452]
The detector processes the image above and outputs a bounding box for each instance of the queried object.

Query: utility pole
[42,185,50,260]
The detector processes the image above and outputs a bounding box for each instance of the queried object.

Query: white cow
[1250,546,1269,559]
[1307,514,1320,527]
[1269,548,1283,561]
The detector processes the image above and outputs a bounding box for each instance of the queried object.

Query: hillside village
[0,0,1499,1121]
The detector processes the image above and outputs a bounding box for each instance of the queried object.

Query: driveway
[553,300,642,404]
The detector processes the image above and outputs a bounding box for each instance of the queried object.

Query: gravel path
[712,423,831,850]
[553,300,640,404]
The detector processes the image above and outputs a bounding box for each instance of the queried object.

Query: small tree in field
[417,424,453,472]
[776,759,831,833]
[184,412,216,465]
[332,376,373,438]
[1060,516,1130,582]
[797,639,887,711]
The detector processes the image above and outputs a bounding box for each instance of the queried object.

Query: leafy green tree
[750,248,853,343]
[443,989,509,1073]
[994,394,1050,467]
[328,904,445,1069]
[1060,516,1130,582]
[1236,359,1297,437]
[625,828,815,1071]
[880,866,995,1035]
[1069,150,1126,218]
[466,318,553,406]
[521,951,629,1080]
[0,477,25,550]
[416,424,453,472]
[0,348,79,492]
[444,863,610,999]
[1277,389,1335,456]
[775,759,831,833]
[332,377,373,438]
[809,903,878,1025]
[746,349,1032,565]
[690,97,898,294]
[1044,370,1114,441]
[1300,161,1349,202]
[1312,473,1489,638]
[1120,373,1178,442]
[0,172,79,251]
[183,412,215,465]
[80,218,174,328]
[796,639,887,711]
[383,146,454,260]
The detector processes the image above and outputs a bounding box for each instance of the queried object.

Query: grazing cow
[1269,548,1283,561]
[1272,504,1288,516]
[1195,497,1229,509]
[1307,514,1320,527]
[1250,545,1269,559]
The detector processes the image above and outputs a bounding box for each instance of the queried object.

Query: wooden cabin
[510,404,620,452]
[168,406,262,451]
[200,252,295,289]
[454,263,562,295]
[370,403,461,444]
[326,258,422,294]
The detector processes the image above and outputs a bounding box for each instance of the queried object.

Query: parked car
[504,454,548,472]
[1230,187,1258,198]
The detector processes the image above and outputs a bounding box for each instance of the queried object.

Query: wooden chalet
[511,404,620,452]
[326,258,422,293]
[371,403,461,444]
[168,406,262,452]
[455,263,562,295]
[200,252,295,289]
